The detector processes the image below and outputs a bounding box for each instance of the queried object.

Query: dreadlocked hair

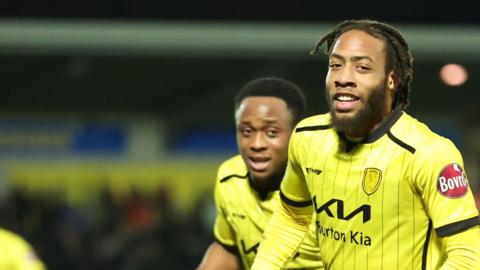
[311,19,414,110]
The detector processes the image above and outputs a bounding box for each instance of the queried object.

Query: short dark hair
[234,77,306,125]
[311,19,414,110]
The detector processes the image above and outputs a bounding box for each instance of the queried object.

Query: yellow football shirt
[213,155,323,269]
[0,228,46,270]
[281,109,480,270]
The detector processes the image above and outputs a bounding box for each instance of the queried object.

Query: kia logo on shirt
[437,163,469,198]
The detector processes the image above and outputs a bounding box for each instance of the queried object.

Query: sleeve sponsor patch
[437,163,469,198]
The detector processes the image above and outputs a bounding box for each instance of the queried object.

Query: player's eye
[239,128,253,137]
[329,63,342,70]
[266,129,279,138]
[356,65,371,72]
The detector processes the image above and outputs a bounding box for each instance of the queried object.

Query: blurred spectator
[0,186,213,270]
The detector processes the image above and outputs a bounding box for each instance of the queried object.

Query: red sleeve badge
[437,163,469,198]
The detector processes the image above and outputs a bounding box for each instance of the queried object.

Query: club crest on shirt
[437,163,469,198]
[362,168,382,195]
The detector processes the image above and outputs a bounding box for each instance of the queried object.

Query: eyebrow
[331,53,374,63]
[240,119,279,124]
[238,118,281,127]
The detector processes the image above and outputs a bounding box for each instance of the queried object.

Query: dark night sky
[0,0,478,25]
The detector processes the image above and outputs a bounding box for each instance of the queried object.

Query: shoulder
[294,113,332,133]
[216,155,249,184]
[214,156,250,210]
[0,228,27,246]
[390,112,461,159]
[0,228,32,254]
[0,228,45,269]
[289,113,334,159]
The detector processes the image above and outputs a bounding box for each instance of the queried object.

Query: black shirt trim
[280,190,312,207]
[336,109,404,152]
[337,132,360,153]
[363,108,403,143]
[422,220,433,270]
[295,124,332,133]
[219,172,249,183]
[387,130,416,154]
[435,216,480,237]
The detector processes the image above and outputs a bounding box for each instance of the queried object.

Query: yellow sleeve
[279,129,312,203]
[439,226,480,270]
[0,230,46,270]
[251,200,313,270]
[251,131,314,270]
[213,176,236,247]
[12,246,46,270]
[413,139,480,269]
[413,139,479,231]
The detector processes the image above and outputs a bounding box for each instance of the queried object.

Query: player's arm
[2,230,47,270]
[251,196,313,270]
[14,246,47,270]
[439,225,480,270]
[251,132,313,270]
[196,242,240,270]
[414,140,480,269]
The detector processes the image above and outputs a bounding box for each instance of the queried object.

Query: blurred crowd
[1,185,479,270]
[0,186,214,270]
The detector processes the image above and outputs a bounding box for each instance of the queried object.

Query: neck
[249,171,283,200]
[346,109,393,139]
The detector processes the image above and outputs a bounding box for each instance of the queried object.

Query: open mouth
[248,156,271,172]
[333,93,360,111]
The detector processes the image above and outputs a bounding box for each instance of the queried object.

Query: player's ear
[387,71,397,91]
[387,71,398,103]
